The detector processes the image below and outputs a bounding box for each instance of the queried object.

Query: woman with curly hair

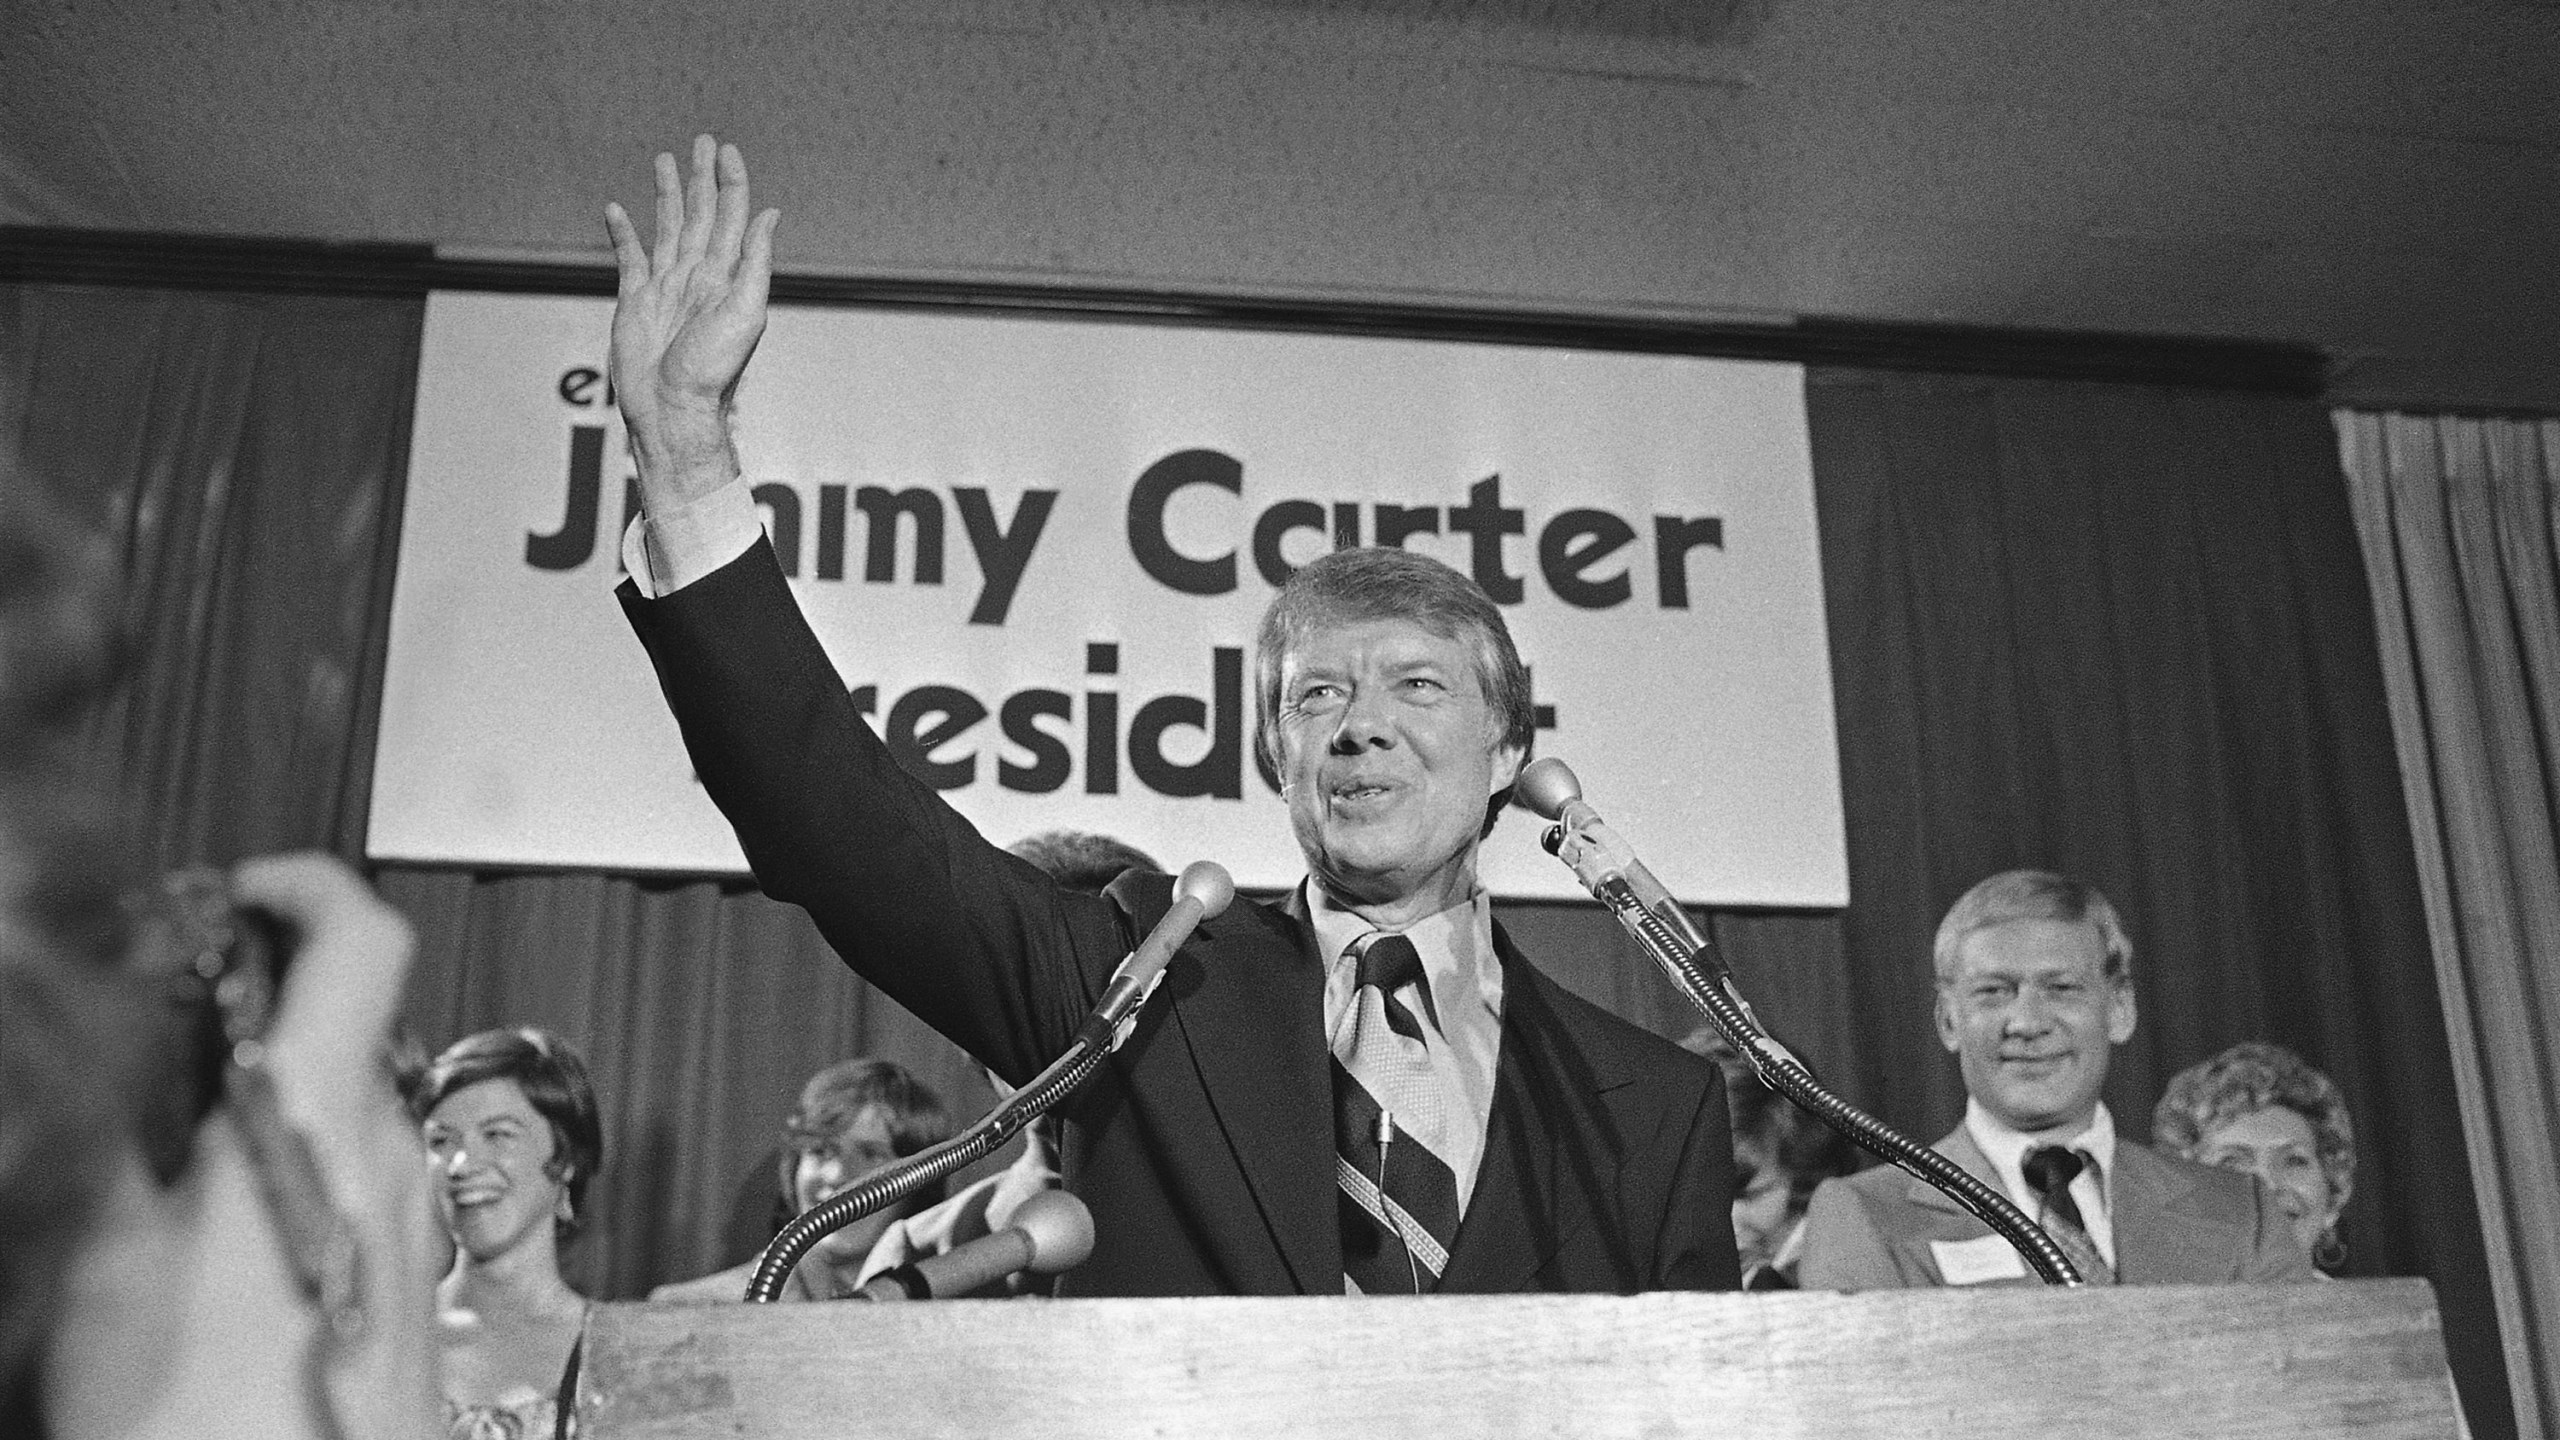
[2153,1041,2357,1272]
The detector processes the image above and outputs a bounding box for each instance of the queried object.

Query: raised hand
[603,135,781,505]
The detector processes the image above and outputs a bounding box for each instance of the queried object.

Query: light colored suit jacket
[1797,1125,2314,1289]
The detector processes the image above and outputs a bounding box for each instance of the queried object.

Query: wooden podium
[575,1280,2461,1438]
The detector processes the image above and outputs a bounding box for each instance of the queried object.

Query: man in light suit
[604,137,1738,1297]
[1798,870,2312,1288]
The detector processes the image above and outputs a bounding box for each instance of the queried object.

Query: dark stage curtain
[4,283,416,870]
[5,281,2506,1431]
[1807,369,2510,1436]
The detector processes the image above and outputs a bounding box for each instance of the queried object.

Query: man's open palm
[604,135,780,437]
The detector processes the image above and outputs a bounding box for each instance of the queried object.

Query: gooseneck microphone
[1516,758,2084,1288]
[745,861,1234,1303]
[855,1190,1096,1301]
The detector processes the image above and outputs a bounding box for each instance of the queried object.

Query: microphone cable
[1519,760,2083,1288]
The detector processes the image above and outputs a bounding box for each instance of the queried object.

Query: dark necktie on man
[2021,1144,2116,1285]
[1333,932,1462,1293]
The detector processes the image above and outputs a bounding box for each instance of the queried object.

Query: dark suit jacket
[1797,1124,2314,1289]
[621,540,1740,1297]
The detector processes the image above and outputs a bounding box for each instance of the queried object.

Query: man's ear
[1933,987,1961,1054]
[1487,740,1526,795]
[2106,978,2137,1046]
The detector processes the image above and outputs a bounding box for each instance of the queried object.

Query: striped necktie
[1332,931,1462,1294]
[2022,1144,2116,1285]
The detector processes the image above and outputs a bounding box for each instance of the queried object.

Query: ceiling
[6,0,2557,410]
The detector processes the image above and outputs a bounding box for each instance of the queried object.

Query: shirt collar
[1304,880,1502,1027]
[1963,1098,2117,1205]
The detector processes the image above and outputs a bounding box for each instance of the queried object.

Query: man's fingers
[604,203,648,293]
[676,133,717,267]
[650,150,683,275]
[709,142,752,270]
[737,207,781,313]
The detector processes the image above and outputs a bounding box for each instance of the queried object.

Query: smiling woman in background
[410,1028,603,1440]
[2153,1041,2357,1273]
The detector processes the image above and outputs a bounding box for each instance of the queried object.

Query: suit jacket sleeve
[2238,1175,2321,1284]
[617,538,1133,1084]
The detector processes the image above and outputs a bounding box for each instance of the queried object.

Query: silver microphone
[1077,861,1236,1052]
[1516,758,1710,955]
[855,1190,1096,1301]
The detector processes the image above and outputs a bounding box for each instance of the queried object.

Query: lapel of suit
[1162,889,1339,1294]
[1434,924,1606,1293]
[1892,1126,2006,1278]
[2105,1140,2208,1283]
[1902,1125,2003,1215]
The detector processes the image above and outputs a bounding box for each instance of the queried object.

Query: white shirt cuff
[620,478,763,598]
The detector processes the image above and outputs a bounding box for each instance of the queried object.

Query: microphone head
[1011,1189,1097,1275]
[1513,758,1583,820]
[1175,860,1236,918]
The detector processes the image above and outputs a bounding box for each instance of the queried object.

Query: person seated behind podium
[651,1059,957,1303]
[1681,1030,1855,1290]
[410,1028,605,1440]
[1797,870,2314,1288]
[2154,1041,2358,1274]
[604,137,1737,1296]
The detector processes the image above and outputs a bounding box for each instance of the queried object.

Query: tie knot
[1354,932,1425,995]
[2022,1145,2086,1196]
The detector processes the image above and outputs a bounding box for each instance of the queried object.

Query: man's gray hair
[1931,869,2134,986]
[1252,547,1536,807]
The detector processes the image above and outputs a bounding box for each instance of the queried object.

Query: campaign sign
[370,292,1845,905]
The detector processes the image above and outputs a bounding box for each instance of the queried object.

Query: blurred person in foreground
[1,473,438,1439]
[650,1059,956,1303]
[2154,1041,2357,1274]
[410,1029,603,1439]
[1798,870,2314,1288]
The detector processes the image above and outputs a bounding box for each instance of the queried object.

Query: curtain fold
[1811,370,2511,1437]
[3,283,416,870]
[2337,410,2560,1440]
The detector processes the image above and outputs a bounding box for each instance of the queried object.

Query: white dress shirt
[620,476,764,597]
[1962,1098,2119,1268]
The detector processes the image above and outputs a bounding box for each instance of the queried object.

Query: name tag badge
[1931,1234,2030,1285]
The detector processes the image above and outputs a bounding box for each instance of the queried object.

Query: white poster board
[370,292,1845,906]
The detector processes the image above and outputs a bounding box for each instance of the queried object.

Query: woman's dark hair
[406,1027,604,1239]
[1006,830,1162,895]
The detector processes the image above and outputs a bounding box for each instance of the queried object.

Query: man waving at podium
[604,137,1740,1297]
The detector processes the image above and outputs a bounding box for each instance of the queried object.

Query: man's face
[1273,616,1523,917]
[1934,917,2135,1135]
